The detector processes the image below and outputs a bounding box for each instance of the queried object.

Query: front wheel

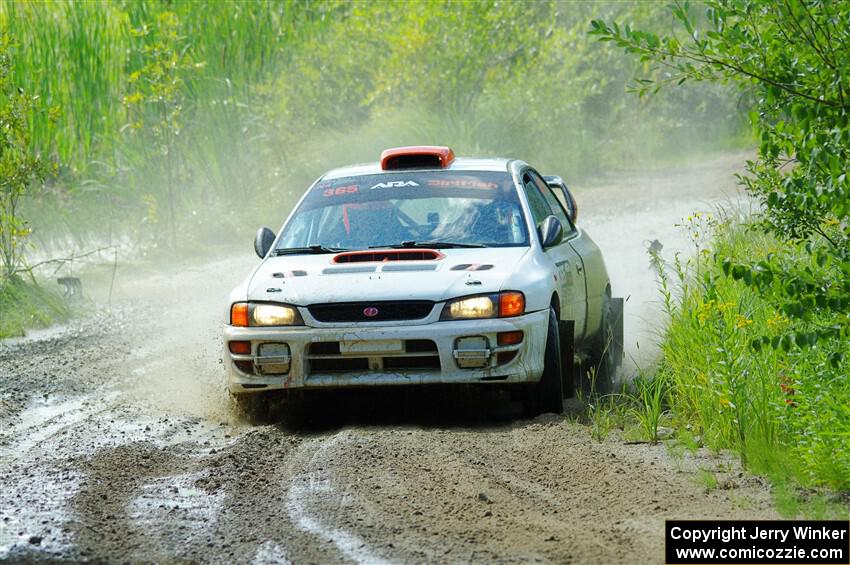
[523,307,564,416]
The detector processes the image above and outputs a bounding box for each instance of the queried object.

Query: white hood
[246,247,530,305]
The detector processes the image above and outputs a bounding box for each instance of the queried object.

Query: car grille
[308,301,435,323]
[307,340,441,374]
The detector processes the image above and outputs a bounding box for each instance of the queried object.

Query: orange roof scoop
[380,146,455,170]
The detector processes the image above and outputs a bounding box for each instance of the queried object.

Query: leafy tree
[0,36,51,278]
[591,0,850,354]
[5,1,746,250]
[122,11,199,249]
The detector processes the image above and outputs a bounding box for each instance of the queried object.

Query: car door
[522,170,588,335]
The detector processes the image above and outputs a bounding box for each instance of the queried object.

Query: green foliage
[592,0,850,352]
[0,0,319,248]
[1,1,124,170]
[723,241,850,363]
[630,372,671,443]
[594,0,850,493]
[653,221,850,491]
[0,35,51,278]
[697,468,719,491]
[0,0,747,252]
[0,274,68,338]
[122,11,199,248]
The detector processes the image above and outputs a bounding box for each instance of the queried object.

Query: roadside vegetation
[0,36,67,336]
[594,0,850,502]
[2,1,746,249]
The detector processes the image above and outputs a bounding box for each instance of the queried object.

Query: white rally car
[224,146,622,415]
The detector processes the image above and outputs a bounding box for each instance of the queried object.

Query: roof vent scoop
[380,146,455,170]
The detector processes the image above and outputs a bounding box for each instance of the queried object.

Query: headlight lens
[230,302,303,327]
[253,304,299,326]
[441,291,525,320]
[449,296,495,319]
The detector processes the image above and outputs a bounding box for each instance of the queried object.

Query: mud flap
[611,297,624,371]
[558,320,575,398]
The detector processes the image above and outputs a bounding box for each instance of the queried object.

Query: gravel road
[0,154,778,564]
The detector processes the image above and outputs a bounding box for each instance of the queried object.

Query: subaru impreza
[224,146,622,415]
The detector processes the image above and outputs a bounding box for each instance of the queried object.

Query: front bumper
[223,309,548,394]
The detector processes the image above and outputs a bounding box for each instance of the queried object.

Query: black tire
[588,295,623,395]
[523,307,564,416]
[559,319,576,398]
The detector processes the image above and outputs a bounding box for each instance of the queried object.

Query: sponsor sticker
[369,180,419,190]
[427,179,499,189]
[323,184,359,197]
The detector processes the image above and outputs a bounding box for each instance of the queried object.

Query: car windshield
[276,171,529,251]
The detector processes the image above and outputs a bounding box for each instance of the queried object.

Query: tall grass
[650,218,850,492]
[3,1,126,168]
[3,0,320,247]
[2,0,748,252]
[630,371,670,443]
[0,275,68,337]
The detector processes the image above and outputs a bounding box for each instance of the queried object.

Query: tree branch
[19,245,119,275]
[632,40,839,107]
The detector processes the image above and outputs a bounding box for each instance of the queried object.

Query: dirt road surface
[0,154,778,564]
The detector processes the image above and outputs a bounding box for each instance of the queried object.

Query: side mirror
[254,227,276,258]
[538,215,563,249]
[543,175,578,224]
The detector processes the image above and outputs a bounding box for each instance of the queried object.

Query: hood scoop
[332,249,445,263]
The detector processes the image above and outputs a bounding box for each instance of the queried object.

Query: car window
[277,171,529,250]
[528,171,576,236]
[522,174,553,228]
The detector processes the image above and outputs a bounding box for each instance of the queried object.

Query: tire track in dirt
[0,393,119,462]
[284,432,395,565]
[279,418,778,564]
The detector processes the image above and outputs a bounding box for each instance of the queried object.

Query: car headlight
[230,302,303,327]
[448,296,495,319]
[440,291,525,320]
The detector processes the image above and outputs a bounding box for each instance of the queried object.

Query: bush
[0,275,68,338]
[654,218,849,491]
[593,0,850,363]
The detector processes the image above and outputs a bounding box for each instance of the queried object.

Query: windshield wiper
[370,240,486,249]
[272,245,348,256]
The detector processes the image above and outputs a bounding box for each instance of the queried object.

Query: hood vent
[450,263,494,271]
[272,270,308,278]
[381,263,438,272]
[333,249,445,263]
[322,265,377,274]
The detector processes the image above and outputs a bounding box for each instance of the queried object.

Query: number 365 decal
[323,184,358,197]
